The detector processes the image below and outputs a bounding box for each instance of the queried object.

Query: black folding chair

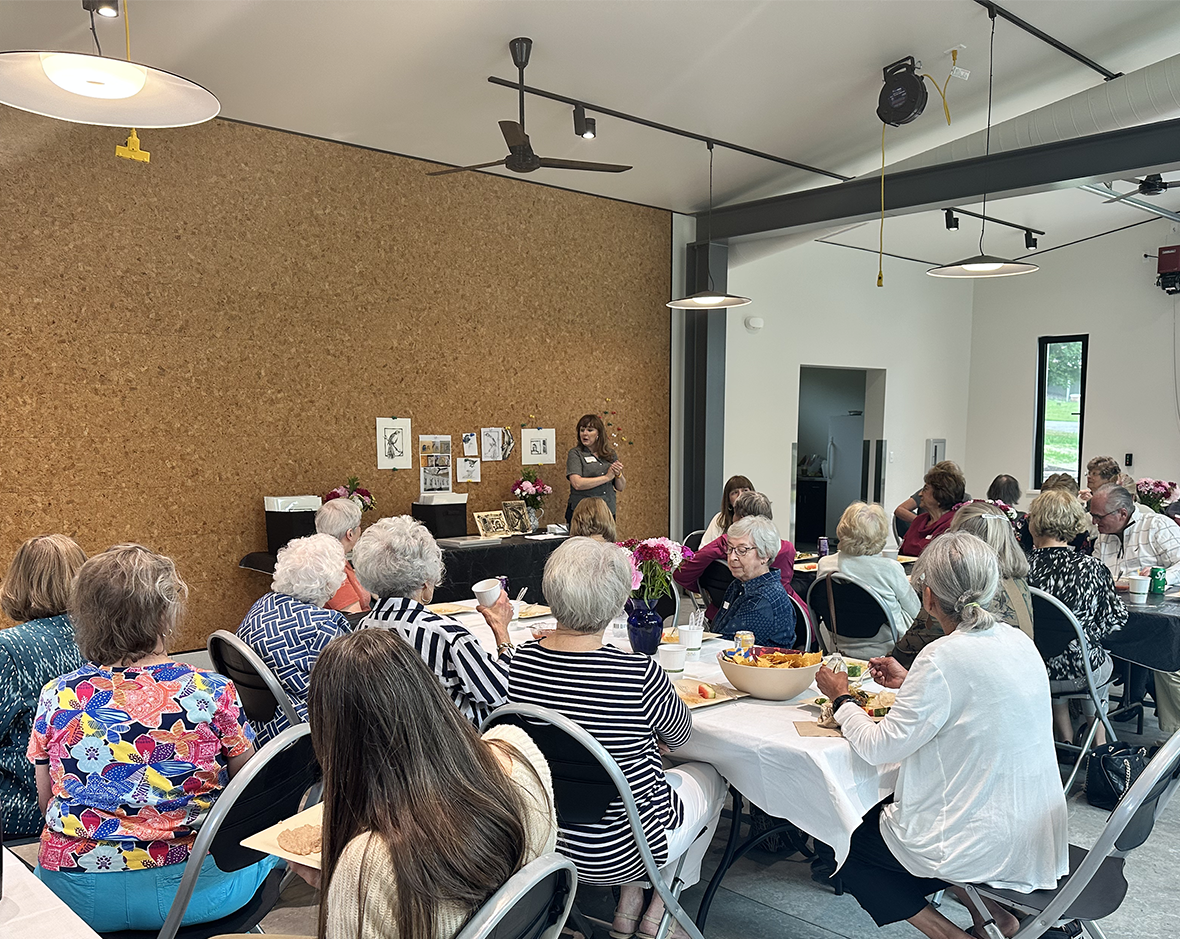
[207,629,301,735]
[482,705,708,939]
[1028,588,1118,792]
[100,724,321,939]
[654,589,681,630]
[893,514,911,546]
[698,561,734,615]
[454,853,578,939]
[953,729,1180,939]
[806,572,901,655]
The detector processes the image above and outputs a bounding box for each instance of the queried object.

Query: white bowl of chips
[717,647,823,701]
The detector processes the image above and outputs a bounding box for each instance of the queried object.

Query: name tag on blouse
[585,455,598,463]
[722,602,730,610]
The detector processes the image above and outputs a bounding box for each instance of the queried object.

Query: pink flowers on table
[512,467,553,510]
[616,537,695,602]
[324,476,376,513]
[1136,478,1178,513]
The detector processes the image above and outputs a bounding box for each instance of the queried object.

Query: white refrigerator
[825,413,865,537]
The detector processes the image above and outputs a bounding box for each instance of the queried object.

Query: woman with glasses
[712,515,795,647]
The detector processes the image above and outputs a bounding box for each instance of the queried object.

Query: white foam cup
[473,578,503,607]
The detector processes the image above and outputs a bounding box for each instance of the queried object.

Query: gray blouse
[566,446,617,516]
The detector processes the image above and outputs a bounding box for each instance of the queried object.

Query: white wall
[966,219,1180,498]
[725,242,974,530]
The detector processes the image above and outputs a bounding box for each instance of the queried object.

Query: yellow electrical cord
[123,0,131,59]
[920,49,957,126]
[115,0,149,162]
[877,122,885,287]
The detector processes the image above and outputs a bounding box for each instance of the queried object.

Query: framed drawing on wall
[473,510,510,539]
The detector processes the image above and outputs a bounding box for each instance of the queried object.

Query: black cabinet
[795,478,827,545]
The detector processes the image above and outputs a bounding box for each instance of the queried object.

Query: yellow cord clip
[116,128,150,163]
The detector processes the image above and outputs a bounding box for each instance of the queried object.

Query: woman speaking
[566,413,626,524]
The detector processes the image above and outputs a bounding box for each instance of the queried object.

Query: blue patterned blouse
[713,570,796,648]
[0,614,83,836]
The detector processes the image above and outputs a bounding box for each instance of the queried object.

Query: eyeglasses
[1089,509,1117,520]
[726,544,757,558]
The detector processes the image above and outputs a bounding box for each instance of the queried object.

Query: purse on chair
[1085,741,1157,810]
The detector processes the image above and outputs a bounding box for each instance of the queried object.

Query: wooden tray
[673,679,747,709]
[240,802,323,869]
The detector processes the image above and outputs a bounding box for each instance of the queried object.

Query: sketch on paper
[420,466,452,493]
[419,435,453,494]
[520,428,557,465]
[376,417,412,470]
[501,426,516,461]
[481,427,503,462]
[456,457,481,483]
[462,433,478,457]
[473,510,511,538]
[501,500,530,533]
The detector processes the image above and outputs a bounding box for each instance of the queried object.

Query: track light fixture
[945,209,959,231]
[82,0,120,16]
[573,104,596,139]
[1024,230,1038,250]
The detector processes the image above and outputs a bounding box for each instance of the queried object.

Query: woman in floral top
[27,545,278,932]
[1026,491,1126,744]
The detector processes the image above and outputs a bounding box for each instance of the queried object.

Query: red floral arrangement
[616,537,694,602]
[324,476,376,513]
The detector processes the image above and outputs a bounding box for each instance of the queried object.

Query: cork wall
[0,110,671,650]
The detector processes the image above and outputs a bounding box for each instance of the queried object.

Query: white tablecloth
[1,847,100,939]
[455,607,898,863]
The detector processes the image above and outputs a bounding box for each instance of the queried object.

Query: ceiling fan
[1102,174,1179,204]
[428,37,632,178]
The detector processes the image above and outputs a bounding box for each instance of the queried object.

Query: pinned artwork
[481,427,503,462]
[520,427,556,465]
[501,500,531,534]
[456,457,481,483]
[501,426,516,461]
[473,510,511,538]
[375,417,412,470]
[419,435,452,494]
[462,432,478,457]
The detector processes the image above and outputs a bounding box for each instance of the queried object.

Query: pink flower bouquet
[512,467,554,511]
[324,476,376,513]
[1136,478,1177,513]
[616,537,694,602]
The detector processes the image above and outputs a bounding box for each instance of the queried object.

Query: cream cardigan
[325,725,557,939]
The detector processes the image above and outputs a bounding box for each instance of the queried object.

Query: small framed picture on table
[501,500,531,534]
[473,511,511,538]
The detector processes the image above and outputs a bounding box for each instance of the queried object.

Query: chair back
[683,529,706,554]
[207,629,302,731]
[892,515,911,546]
[1027,589,1082,663]
[655,589,681,630]
[806,573,900,645]
[788,592,816,651]
[698,560,734,608]
[454,853,577,939]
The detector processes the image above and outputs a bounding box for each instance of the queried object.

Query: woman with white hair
[816,532,1068,939]
[355,516,514,727]
[816,502,920,657]
[509,538,726,939]
[315,497,371,613]
[236,533,353,742]
[711,515,795,647]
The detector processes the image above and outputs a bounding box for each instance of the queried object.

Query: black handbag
[1085,742,1155,810]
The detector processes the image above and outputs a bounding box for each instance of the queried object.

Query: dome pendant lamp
[928,11,1037,280]
[668,141,752,309]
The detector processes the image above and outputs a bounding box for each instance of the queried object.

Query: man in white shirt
[1090,484,1180,737]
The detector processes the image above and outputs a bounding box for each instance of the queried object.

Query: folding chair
[806,572,901,655]
[892,515,911,547]
[698,561,734,615]
[482,704,708,939]
[454,853,578,939]
[100,724,321,939]
[1028,588,1118,792]
[654,589,681,631]
[207,629,302,734]
[788,592,816,652]
[953,729,1180,939]
[680,530,707,612]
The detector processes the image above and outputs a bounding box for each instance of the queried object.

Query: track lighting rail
[972,0,1122,82]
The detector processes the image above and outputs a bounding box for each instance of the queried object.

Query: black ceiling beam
[972,0,1122,82]
[487,75,850,181]
[702,116,1180,241]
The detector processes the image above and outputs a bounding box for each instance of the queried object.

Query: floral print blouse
[27,661,254,873]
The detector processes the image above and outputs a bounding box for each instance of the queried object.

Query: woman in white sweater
[293,629,556,939]
[816,502,920,657]
[816,532,1067,939]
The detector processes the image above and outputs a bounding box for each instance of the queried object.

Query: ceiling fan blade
[536,157,633,173]
[499,120,529,149]
[427,159,508,177]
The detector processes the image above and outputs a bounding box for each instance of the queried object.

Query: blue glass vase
[625,597,664,655]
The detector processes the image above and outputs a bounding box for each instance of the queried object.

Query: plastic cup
[1127,575,1150,602]
[681,626,704,661]
[473,578,503,607]
[657,643,688,675]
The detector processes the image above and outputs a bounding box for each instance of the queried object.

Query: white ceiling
[4,0,1180,264]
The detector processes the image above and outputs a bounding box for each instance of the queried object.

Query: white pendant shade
[0,51,219,127]
[666,290,752,310]
[926,254,1039,278]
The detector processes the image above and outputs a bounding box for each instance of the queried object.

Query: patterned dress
[0,615,84,836]
[27,661,253,873]
[1027,547,1126,682]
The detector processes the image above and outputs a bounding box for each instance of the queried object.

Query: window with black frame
[1034,335,1088,486]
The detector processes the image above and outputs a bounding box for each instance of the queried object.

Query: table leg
[695,788,745,928]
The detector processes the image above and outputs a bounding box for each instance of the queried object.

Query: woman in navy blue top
[713,516,795,648]
[0,534,86,836]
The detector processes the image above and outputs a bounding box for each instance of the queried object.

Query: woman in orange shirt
[316,497,371,612]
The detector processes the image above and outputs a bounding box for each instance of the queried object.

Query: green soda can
[1150,567,1167,594]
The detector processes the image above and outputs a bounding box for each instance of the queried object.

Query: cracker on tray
[276,824,322,856]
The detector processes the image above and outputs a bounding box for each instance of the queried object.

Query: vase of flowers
[1136,478,1177,513]
[324,476,376,513]
[511,468,554,531]
[617,537,694,655]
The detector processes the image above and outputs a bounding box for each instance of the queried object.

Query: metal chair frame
[207,629,302,731]
[656,588,681,631]
[788,591,816,652]
[805,572,902,654]
[481,704,707,939]
[453,853,578,939]
[681,529,707,613]
[1028,588,1119,792]
[954,729,1180,939]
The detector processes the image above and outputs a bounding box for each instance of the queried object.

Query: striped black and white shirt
[362,597,509,726]
[508,642,692,885]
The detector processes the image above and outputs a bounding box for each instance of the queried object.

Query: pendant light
[0,1,218,128]
[928,11,1037,279]
[668,141,752,309]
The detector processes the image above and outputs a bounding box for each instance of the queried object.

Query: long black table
[239,535,567,605]
[1104,593,1180,672]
